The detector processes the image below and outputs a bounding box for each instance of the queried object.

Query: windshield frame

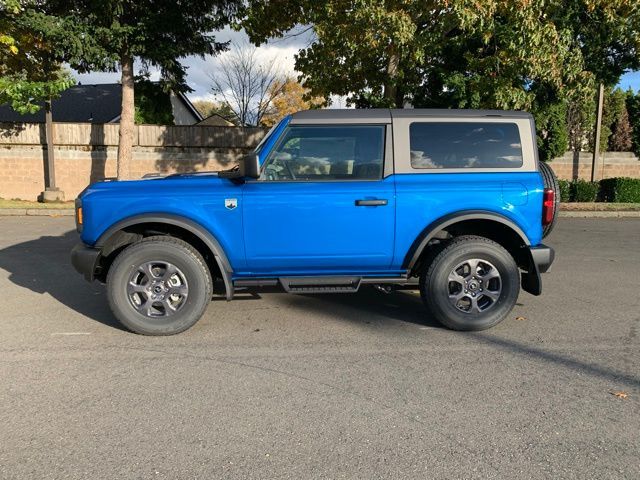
[253,115,291,164]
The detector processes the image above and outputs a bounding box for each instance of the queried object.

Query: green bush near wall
[599,177,640,203]
[555,177,640,203]
[558,180,571,202]
[571,180,600,202]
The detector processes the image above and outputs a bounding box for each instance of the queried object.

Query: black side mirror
[240,153,260,179]
[218,153,260,180]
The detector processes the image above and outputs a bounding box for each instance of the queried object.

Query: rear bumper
[530,244,555,273]
[71,243,101,282]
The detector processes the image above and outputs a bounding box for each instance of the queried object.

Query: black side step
[279,276,361,294]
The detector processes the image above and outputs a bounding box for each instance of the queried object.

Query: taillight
[542,188,555,226]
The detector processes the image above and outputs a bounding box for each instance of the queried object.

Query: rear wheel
[107,236,212,335]
[420,236,520,331]
[539,161,560,238]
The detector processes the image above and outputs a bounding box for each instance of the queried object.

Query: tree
[209,44,285,126]
[610,106,633,152]
[244,1,639,112]
[600,87,628,152]
[627,89,640,157]
[0,1,74,114]
[1,1,75,201]
[33,0,243,179]
[261,77,325,126]
[133,77,174,125]
[533,101,569,162]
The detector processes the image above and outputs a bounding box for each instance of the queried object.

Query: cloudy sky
[74,27,640,101]
[73,27,311,103]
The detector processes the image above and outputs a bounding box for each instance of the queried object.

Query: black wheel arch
[95,213,234,300]
[404,210,541,295]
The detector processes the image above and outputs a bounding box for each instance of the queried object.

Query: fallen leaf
[515,316,527,321]
[609,391,628,399]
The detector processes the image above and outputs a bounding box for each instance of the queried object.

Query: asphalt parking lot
[0,216,638,479]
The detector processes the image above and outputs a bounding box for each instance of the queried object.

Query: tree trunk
[383,47,400,108]
[117,53,135,180]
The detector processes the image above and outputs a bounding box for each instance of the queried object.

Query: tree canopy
[0,0,74,114]
[20,0,244,178]
[244,0,640,110]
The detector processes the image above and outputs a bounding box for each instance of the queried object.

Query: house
[0,83,203,125]
[197,113,235,127]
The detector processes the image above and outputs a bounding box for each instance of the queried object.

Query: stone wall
[547,151,640,181]
[0,122,267,201]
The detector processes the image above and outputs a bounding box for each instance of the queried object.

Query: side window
[261,125,385,181]
[409,122,523,169]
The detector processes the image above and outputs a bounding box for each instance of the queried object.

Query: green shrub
[599,177,640,203]
[571,180,599,202]
[558,180,572,202]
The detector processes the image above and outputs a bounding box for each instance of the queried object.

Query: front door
[241,124,395,275]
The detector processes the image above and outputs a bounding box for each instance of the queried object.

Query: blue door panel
[241,178,396,274]
[392,172,544,269]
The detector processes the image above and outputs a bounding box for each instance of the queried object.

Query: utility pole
[40,99,65,202]
[591,83,604,182]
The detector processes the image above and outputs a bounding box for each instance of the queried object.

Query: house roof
[0,84,123,123]
[0,83,203,124]
[197,112,235,126]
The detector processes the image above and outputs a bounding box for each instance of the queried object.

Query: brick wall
[2,121,639,201]
[547,151,640,181]
[0,122,266,201]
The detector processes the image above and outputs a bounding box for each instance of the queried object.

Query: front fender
[93,213,235,300]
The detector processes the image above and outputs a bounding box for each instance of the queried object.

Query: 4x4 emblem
[225,198,238,210]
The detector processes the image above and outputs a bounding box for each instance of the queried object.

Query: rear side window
[409,122,523,169]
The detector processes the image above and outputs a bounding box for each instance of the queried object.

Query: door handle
[355,199,388,206]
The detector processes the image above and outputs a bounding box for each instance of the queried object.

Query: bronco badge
[225,198,238,210]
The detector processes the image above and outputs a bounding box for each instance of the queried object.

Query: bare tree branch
[208,43,285,126]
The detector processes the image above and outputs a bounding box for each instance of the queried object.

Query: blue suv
[71,109,557,335]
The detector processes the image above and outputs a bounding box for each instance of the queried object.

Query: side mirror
[240,153,260,179]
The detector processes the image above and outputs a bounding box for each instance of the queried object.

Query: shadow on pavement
[0,229,125,331]
[294,287,443,329]
[473,333,640,389]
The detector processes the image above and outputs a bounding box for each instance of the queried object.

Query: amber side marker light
[76,207,83,226]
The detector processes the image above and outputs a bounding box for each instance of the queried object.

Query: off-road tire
[420,235,520,331]
[107,236,212,335]
[539,161,560,238]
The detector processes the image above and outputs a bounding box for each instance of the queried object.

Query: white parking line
[50,332,92,336]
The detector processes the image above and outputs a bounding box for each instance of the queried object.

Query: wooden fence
[0,122,267,148]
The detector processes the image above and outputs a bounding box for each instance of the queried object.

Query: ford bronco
[71,109,557,335]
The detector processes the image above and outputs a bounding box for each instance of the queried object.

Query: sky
[73,27,309,103]
[74,27,640,102]
[618,71,640,92]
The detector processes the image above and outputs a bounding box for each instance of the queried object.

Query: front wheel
[420,236,520,331]
[106,236,212,335]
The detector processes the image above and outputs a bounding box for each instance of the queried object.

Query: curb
[559,210,640,218]
[0,208,74,216]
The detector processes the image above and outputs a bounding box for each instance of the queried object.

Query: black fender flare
[96,213,234,300]
[403,210,531,272]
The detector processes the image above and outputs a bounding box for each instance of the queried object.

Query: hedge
[558,180,571,202]
[554,177,640,203]
[572,180,600,202]
[599,177,640,203]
